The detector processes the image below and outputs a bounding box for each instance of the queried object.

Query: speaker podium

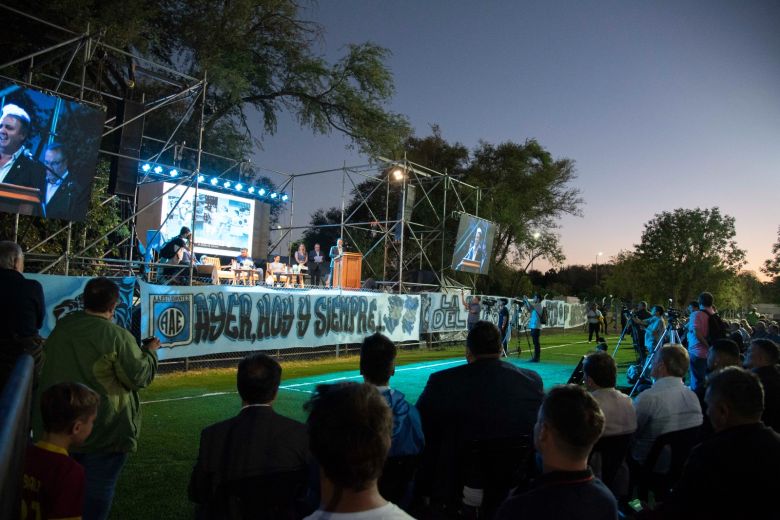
[332,252,362,289]
[0,183,41,216]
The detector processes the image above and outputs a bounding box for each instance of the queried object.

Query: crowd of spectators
[3,244,779,520]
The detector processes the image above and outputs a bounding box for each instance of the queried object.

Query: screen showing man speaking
[451,213,496,275]
[0,80,105,221]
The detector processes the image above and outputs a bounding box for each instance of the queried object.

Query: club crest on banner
[150,293,193,347]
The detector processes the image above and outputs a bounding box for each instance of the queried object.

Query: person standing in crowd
[632,305,666,368]
[0,241,44,389]
[308,243,325,287]
[0,104,46,213]
[294,242,308,288]
[304,383,414,519]
[326,237,344,288]
[586,302,602,343]
[43,142,87,219]
[630,301,651,362]
[189,354,310,518]
[22,382,99,520]
[416,321,543,508]
[34,277,159,520]
[460,290,481,332]
[496,385,618,520]
[523,294,544,362]
[687,292,715,397]
[498,298,510,355]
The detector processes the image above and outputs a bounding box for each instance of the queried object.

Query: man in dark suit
[0,104,45,216]
[0,241,44,389]
[308,243,325,287]
[416,320,544,506]
[188,353,310,518]
[42,143,89,220]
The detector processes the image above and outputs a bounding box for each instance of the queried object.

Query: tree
[620,207,746,305]
[763,226,780,279]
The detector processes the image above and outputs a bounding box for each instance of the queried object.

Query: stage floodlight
[141,163,151,172]
[258,188,266,196]
[169,169,178,177]
[281,194,289,202]
[210,177,218,186]
[197,174,205,182]
[235,183,243,191]
[223,181,231,188]
[392,167,404,181]
[248,186,255,194]
[270,192,278,199]
[153,165,163,174]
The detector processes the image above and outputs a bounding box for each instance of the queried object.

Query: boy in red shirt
[22,382,99,520]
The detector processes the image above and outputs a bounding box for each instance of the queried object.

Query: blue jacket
[381,388,425,457]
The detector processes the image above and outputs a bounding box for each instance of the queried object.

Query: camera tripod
[628,319,682,398]
[610,313,639,360]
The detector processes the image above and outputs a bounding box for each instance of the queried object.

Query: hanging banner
[420,292,468,333]
[26,274,136,336]
[138,281,421,360]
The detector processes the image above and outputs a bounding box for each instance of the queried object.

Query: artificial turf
[111,330,639,519]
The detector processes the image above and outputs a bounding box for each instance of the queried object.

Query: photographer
[498,298,510,354]
[523,294,543,362]
[460,290,481,331]
[629,302,651,361]
[632,304,665,367]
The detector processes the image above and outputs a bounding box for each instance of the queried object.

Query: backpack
[706,312,729,344]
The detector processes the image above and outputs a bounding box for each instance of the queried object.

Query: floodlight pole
[189,72,207,286]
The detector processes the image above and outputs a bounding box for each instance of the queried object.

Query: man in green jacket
[35,277,160,520]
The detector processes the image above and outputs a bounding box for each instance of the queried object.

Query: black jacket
[0,268,44,340]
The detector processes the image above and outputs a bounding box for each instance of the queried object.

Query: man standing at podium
[0,104,45,215]
[326,238,344,288]
[456,226,487,272]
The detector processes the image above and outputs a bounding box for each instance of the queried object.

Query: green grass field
[111,330,639,519]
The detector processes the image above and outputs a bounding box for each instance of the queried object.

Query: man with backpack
[686,291,729,399]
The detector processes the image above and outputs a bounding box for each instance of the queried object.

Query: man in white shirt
[304,383,413,519]
[631,344,702,467]
[0,104,45,215]
[584,351,637,437]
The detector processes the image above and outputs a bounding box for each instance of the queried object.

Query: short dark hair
[711,338,740,360]
[652,305,665,316]
[305,383,392,490]
[83,277,120,313]
[179,226,191,236]
[583,351,617,388]
[360,333,396,385]
[541,385,605,459]
[466,320,502,356]
[237,353,282,404]
[40,382,99,434]
[688,301,700,310]
[751,339,780,364]
[698,292,714,308]
[706,367,764,421]
[45,142,67,160]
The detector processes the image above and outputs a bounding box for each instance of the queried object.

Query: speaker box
[394,184,416,241]
[109,100,145,195]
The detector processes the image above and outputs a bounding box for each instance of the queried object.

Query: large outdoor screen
[0,81,105,221]
[159,182,255,257]
[451,213,496,275]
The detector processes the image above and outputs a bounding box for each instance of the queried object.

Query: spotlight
[197,174,205,182]
[223,181,231,188]
[141,163,151,172]
[210,177,218,186]
[392,168,404,181]
[248,187,255,194]
[270,192,278,199]
[235,183,243,191]
[169,169,178,177]
[281,194,289,202]
[258,188,266,196]
[153,165,163,174]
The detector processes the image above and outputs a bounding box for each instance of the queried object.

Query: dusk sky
[252,0,780,277]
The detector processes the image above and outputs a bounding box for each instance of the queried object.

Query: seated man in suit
[496,385,618,520]
[660,367,780,518]
[416,320,544,507]
[42,142,89,220]
[189,354,310,518]
[0,104,45,215]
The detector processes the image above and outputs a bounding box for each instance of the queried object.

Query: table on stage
[233,267,263,285]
